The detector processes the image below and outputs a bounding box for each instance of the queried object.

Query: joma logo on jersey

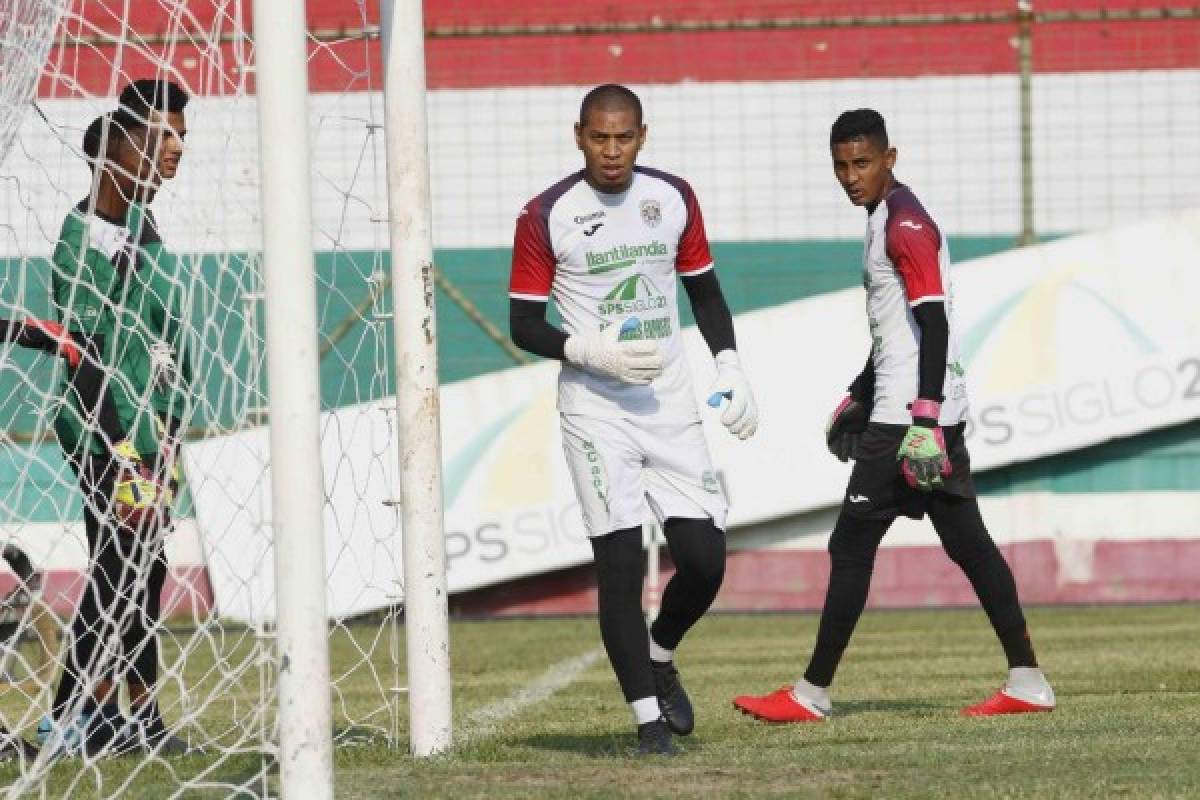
[585,241,669,274]
[573,211,605,225]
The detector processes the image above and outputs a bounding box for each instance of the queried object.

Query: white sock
[790,678,832,715]
[1006,667,1055,705]
[648,636,673,664]
[631,696,661,725]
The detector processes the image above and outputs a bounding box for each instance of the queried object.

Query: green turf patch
[1,606,1196,798]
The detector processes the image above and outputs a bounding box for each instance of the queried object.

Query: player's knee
[591,527,645,596]
[664,518,726,587]
[128,654,158,687]
[827,525,880,569]
[941,530,1001,570]
[690,539,726,590]
[678,551,725,595]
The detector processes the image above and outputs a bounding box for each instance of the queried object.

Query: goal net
[1,0,1197,795]
[0,1,401,795]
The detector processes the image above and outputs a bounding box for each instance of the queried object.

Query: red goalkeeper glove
[22,319,81,369]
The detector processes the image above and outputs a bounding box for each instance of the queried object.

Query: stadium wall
[451,426,1200,616]
[2,2,1197,616]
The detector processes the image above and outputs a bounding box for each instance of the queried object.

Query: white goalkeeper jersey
[864,183,968,426]
[509,166,714,421]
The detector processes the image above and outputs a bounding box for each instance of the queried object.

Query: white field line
[457,647,605,744]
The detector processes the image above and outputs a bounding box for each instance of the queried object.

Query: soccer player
[509,85,759,755]
[733,109,1055,723]
[41,78,194,757]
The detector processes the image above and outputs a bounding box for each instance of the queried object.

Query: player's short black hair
[118,78,189,121]
[579,84,643,128]
[830,109,889,151]
[112,78,189,134]
[82,113,125,169]
[82,79,189,170]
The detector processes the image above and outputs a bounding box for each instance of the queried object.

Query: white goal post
[379,0,454,758]
[252,0,335,795]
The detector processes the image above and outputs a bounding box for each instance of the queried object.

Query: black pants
[591,518,726,704]
[804,426,1036,687]
[52,450,169,720]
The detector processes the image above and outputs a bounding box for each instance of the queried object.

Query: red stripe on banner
[450,539,1200,615]
[8,540,1195,621]
[34,1,1200,98]
[13,565,215,621]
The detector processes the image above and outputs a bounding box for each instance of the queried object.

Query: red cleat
[962,688,1055,717]
[733,686,827,724]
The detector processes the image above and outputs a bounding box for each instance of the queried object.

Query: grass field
[2,604,1198,798]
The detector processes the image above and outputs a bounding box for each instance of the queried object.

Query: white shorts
[560,413,728,537]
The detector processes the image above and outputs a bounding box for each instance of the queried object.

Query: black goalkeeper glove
[825,395,869,462]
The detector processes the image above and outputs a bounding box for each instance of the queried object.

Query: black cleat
[135,702,201,756]
[652,660,694,735]
[635,718,675,756]
[0,731,39,763]
[145,731,193,756]
[141,719,197,756]
[82,707,141,758]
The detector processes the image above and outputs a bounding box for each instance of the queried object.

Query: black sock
[649,517,726,652]
[591,527,654,703]
[928,494,1038,669]
[803,510,892,687]
[998,627,1038,669]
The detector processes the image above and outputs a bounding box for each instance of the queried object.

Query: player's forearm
[0,318,122,443]
[509,298,568,361]
[911,301,949,422]
[0,318,66,355]
[682,270,736,355]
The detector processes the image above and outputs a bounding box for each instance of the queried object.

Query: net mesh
[0,0,1196,795]
[0,0,400,795]
[0,0,62,169]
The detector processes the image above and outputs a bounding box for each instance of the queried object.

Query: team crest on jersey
[639,198,662,228]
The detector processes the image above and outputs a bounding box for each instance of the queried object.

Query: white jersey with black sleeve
[863,183,969,426]
[509,166,715,422]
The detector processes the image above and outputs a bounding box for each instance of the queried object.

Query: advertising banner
[188,210,1200,622]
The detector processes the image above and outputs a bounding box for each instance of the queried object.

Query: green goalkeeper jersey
[51,200,195,460]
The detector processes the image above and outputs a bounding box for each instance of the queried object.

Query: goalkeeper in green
[40,79,196,758]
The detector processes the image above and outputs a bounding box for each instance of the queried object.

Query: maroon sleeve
[509,200,556,300]
[675,184,714,276]
[885,216,943,305]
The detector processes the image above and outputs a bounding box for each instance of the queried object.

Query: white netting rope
[0,1,401,796]
[0,0,62,168]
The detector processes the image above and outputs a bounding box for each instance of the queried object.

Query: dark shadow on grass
[519,732,628,757]
[517,732,635,757]
[828,698,942,716]
[518,731,708,758]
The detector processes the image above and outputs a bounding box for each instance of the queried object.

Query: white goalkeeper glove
[706,349,759,440]
[563,317,664,386]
